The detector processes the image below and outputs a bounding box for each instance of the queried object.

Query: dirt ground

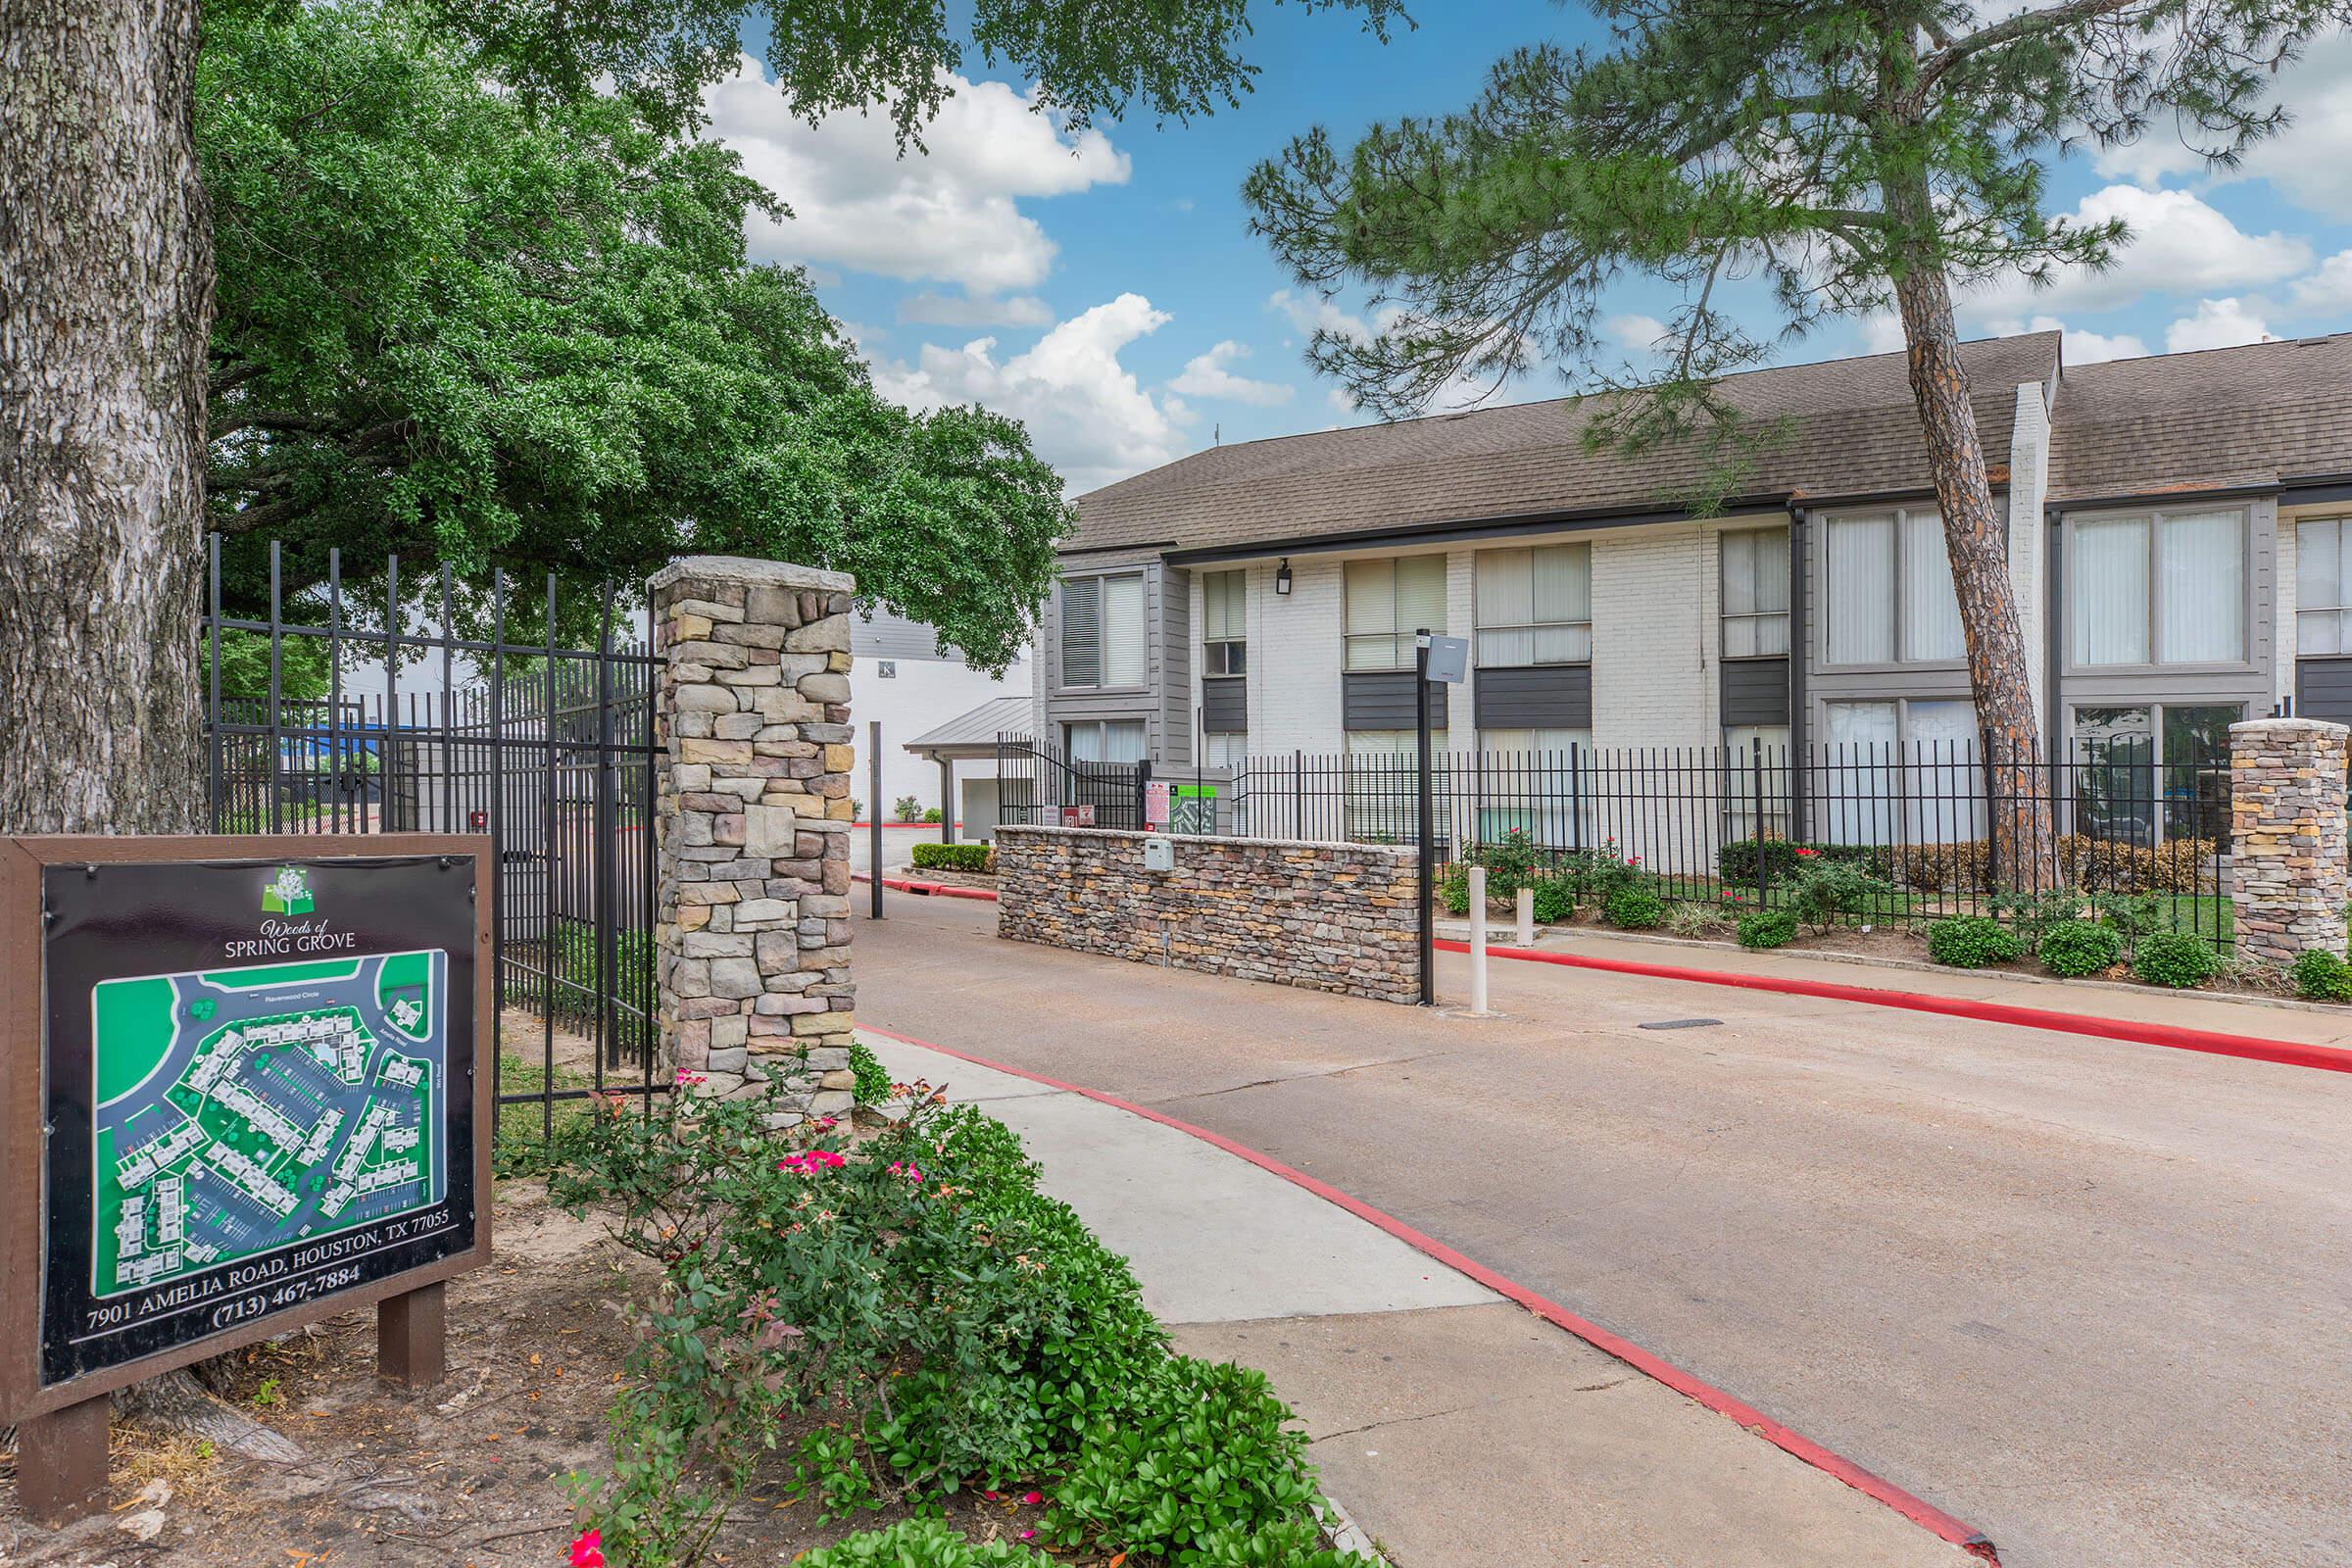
[0,1181,1053,1568]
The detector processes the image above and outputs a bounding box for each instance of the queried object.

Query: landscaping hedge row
[552,1067,1379,1568]
[1719,834,2219,896]
[911,842,993,873]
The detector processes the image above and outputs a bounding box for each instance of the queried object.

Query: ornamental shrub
[2132,930,2222,989]
[1439,865,1471,916]
[2036,919,2123,978]
[1529,875,1575,924]
[1737,909,1798,950]
[801,1520,1053,1567]
[1559,838,1644,902]
[1719,837,1887,885]
[1889,840,1992,895]
[848,1037,892,1105]
[911,842,993,873]
[892,795,923,822]
[1925,914,2022,968]
[1467,828,1544,899]
[1045,1359,1376,1568]
[1991,890,2086,950]
[1782,856,1894,934]
[2290,948,2352,1003]
[1601,884,1667,929]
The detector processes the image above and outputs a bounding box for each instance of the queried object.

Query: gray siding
[1472,665,1592,729]
[1721,658,1790,726]
[2297,657,2352,722]
[1201,675,1247,733]
[1039,551,1190,762]
[1344,670,1447,730]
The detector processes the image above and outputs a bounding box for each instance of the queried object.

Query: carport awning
[904,695,1032,762]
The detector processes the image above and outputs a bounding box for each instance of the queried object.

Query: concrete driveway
[854,894,2352,1568]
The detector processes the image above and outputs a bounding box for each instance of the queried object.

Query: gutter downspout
[1788,504,1809,837]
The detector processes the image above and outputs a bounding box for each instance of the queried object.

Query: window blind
[1060,577,1102,687]
[1900,512,1966,662]
[2156,511,2243,663]
[1102,573,1147,687]
[2072,516,2151,665]
[1825,516,1895,663]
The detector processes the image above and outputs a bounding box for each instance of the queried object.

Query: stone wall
[2229,716,2351,966]
[994,825,1420,1004]
[651,556,858,1121]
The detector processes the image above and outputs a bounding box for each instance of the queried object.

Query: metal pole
[869,720,884,919]
[939,757,956,846]
[1469,865,1490,1015]
[1415,630,1435,1006]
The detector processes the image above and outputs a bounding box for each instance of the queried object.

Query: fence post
[1750,736,1769,908]
[1135,758,1153,831]
[2227,717,2350,966]
[869,720,884,920]
[1294,749,1305,840]
[650,556,858,1123]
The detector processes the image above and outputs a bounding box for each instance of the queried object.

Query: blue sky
[710,6,2352,494]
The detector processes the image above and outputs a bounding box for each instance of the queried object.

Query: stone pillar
[2228,717,2350,966]
[651,557,858,1122]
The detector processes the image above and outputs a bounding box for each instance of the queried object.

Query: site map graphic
[90,950,447,1299]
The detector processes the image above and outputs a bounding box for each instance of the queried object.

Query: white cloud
[2094,37,2352,220]
[705,56,1131,296]
[1268,287,1375,344]
[1983,314,2151,364]
[1605,314,1669,358]
[1168,341,1294,406]
[1965,184,2312,318]
[1858,312,1909,354]
[2164,297,2276,353]
[898,292,1056,328]
[1326,387,1360,418]
[870,294,1184,493]
[2290,252,2352,320]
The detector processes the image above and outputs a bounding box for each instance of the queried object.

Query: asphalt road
[855,894,2352,1568]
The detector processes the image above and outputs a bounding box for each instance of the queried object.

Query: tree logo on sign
[262,865,314,915]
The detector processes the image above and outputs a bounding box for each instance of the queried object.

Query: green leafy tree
[201,1,1076,670]
[4,0,1405,833]
[1246,0,2349,875]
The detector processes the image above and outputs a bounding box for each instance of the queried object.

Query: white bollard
[1515,885,1535,948]
[1469,865,1491,1015]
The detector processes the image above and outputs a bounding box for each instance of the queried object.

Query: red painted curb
[861,1021,2000,1561]
[852,872,1001,903]
[858,877,2349,1078]
[1437,939,2352,1077]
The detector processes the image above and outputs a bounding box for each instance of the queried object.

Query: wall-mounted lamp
[1274,559,1294,597]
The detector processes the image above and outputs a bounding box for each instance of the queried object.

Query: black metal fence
[993,733,1150,829]
[201,535,664,1151]
[1217,740,2233,947]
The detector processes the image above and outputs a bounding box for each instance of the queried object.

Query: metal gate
[200,536,664,1153]
[993,733,1149,828]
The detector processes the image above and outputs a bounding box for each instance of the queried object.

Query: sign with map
[0,839,488,1410]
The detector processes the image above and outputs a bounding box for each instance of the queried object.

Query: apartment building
[1030,330,2352,784]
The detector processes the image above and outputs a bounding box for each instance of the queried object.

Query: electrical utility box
[1142,836,1175,873]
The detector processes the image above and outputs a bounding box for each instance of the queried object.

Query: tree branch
[1919,0,2145,92]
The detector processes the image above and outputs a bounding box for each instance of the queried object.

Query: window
[1345,556,1446,671]
[1473,727,1591,852]
[2072,704,2238,845]
[2070,509,2246,667]
[1201,569,1247,674]
[2297,517,2352,655]
[1723,722,1790,840]
[1821,510,1965,665]
[1064,719,1146,763]
[1475,545,1591,665]
[1060,572,1147,689]
[1202,731,1249,769]
[1820,699,1983,845]
[1720,529,1791,658]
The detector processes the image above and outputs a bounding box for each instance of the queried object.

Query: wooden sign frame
[0,835,493,1517]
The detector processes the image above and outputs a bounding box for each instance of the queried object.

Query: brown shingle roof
[2047,331,2352,503]
[1071,332,2063,556]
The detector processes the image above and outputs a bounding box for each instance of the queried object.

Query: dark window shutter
[1061,578,1101,687]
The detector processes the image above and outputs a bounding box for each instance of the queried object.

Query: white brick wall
[2007,381,2051,718]
[1251,557,1346,754]
[1591,525,1713,749]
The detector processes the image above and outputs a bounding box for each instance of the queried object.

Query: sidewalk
[1438,918,2352,1054]
[858,1029,1978,1568]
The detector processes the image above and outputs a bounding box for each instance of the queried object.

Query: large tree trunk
[1885,180,2054,892]
[0,0,211,837]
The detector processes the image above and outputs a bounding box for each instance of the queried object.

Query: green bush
[1465,828,1544,899]
[1782,854,1895,934]
[911,842,992,873]
[2132,930,2222,989]
[1991,890,2087,949]
[1600,884,1667,930]
[1719,837,1888,884]
[1925,915,2022,968]
[2291,948,2352,1002]
[848,1037,892,1105]
[1439,865,1470,916]
[2035,919,2122,978]
[1529,876,1574,924]
[2089,891,2165,955]
[892,795,923,822]
[1737,909,1798,950]
[923,808,944,823]
[800,1520,1053,1567]
[1046,1359,1375,1568]
[1557,838,1645,901]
